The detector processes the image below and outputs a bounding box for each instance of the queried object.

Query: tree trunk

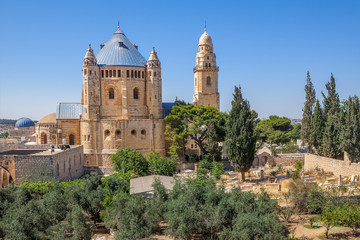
[241,171,246,181]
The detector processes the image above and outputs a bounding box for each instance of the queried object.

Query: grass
[304,224,320,229]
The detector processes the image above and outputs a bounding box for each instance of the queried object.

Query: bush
[111,147,149,176]
[306,187,327,214]
[198,160,224,179]
[148,152,177,176]
[211,161,224,179]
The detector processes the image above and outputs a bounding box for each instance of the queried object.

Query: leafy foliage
[256,115,294,145]
[165,102,226,156]
[111,147,149,176]
[148,152,177,176]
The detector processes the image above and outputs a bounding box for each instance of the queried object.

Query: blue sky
[0,0,359,120]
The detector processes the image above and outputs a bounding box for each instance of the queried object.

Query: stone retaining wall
[304,153,360,177]
[274,153,305,166]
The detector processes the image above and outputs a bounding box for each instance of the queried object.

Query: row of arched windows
[101,69,145,79]
[40,133,74,145]
[108,88,139,100]
[103,129,146,139]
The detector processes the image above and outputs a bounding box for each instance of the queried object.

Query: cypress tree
[341,96,360,162]
[301,71,316,152]
[321,74,342,158]
[225,86,258,181]
[310,100,325,154]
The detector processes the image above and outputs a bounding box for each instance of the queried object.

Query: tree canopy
[165,102,226,156]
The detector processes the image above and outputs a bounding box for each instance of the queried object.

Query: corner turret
[83,44,97,66]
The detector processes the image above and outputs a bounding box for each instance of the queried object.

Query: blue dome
[96,28,147,67]
[15,117,35,128]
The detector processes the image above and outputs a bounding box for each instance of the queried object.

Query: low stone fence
[304,153,360,177]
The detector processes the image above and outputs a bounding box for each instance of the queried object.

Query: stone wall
[0,146,85,185]
[304,153,360,177]
[274,153,305,166]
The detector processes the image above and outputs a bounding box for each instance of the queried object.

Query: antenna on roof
[118,21,120,30]
[204,20,207,32]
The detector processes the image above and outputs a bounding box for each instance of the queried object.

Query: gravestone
[338,175,342,186]
[260,169,264,181]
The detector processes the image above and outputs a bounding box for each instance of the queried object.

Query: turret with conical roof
[146,47,162,119]
[83,44,97,66]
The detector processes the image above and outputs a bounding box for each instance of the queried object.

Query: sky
[0,0,359,121]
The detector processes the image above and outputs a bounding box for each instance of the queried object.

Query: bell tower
[193,25,220,110]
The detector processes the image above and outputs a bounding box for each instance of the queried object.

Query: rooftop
[96,27,147,67]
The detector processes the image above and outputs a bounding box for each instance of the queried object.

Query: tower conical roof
[148,47,159,61]
[96,27,147,67]
[83,44,97,66]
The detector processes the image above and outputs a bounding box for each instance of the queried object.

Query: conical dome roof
[96,27,147,67]
[148,47,159,61]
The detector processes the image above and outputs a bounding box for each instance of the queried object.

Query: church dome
[38,113,56,124]
[15,117,35,128]
[96,27,147,67]
[199,31,213,45]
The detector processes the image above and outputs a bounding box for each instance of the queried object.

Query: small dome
[199,31,213,45]
[38,113,56,124]
[15,117,35,128]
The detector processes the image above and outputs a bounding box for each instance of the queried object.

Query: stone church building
[35,25,219,170]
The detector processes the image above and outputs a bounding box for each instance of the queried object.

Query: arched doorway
[41,133,47,144]
[0,167,11,187]
[260,156,268,166]
[69,134,75,145]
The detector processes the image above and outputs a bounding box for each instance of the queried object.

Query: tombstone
[260,169,264,181]
[194,163,199,171]
[350,175,356,182]
[338,175,342,186]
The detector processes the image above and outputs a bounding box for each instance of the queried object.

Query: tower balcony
[193,65,219,72]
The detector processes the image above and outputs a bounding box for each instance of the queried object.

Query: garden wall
[304,153,360,177]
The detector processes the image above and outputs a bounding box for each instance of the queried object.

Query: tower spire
[204,21,207,32]
[117,21,120,30]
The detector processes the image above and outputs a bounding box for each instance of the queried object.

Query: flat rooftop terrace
[0,149,47,155]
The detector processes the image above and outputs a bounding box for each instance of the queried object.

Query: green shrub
[148,152,177,176]
[111,147,149,176]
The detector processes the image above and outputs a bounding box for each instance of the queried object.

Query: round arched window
[109,88,114,99]
[141,129,146,135]
[131,130,136,135]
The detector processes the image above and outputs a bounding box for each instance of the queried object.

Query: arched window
[115,130,121,140]
[207,77,211,86]
[69,134,75,145]
[41,133,47,144]
[133,88,139,100]
[52,135,56,145]
[104,130,110,139]
[109,88,114,99]
[141,129,146,135]
[131,130,136,136]
[106,70,108,77]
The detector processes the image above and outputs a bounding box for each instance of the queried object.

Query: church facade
[35,25,219,169]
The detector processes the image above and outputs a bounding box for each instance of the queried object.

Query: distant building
[0,145,84,186]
